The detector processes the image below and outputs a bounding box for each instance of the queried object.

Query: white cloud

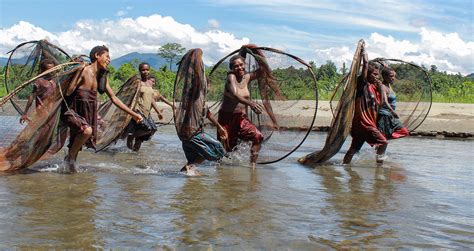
[116,10,127,17]
[0,15,250,65]
[313,28,474,75]
[0,21,57,51]
[314,46,353,69]
[207,19,220,29]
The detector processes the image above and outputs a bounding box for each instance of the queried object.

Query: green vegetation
[0,69,5,97]
[1,60,473,103]
[157,43,186,72]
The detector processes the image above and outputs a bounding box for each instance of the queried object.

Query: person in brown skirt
[61,45,142,172]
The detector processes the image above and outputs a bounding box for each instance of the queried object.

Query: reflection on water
[0,173,101,248]
[0,115,473,249]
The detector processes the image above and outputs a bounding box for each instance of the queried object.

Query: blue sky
[0,0,473,74]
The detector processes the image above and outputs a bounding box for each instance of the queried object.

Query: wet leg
[126,135,134,150]
[376,143,388,165]
[343,147,358,164]
[65,126,92,172]
[250,142,261,169]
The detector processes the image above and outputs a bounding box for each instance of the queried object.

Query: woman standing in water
[377,67,409,140]
[125,62,174,151]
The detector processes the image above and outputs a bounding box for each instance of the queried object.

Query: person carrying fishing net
[124,62,174,151]
[217,45,267,167]
[377,66,409,140]
[174,48,228,175]
[61,45,142,171]
[343,45,388,165]
[19,58,57,124]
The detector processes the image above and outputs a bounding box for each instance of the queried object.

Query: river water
[0,115,472,249]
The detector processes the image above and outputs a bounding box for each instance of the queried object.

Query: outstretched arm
[151,100,164,120]
[240,44,263,82]
[361,45,369,82]
[105,79,142,123]
[207,109,228,143]
[154,89,174,108]
[159,95,174,108]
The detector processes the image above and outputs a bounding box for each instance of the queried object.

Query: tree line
[0,43,472,103]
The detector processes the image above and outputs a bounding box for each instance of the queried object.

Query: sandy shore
[1,100,473,136]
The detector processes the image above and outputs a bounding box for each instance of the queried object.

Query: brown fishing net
[4,40,72,115]
[0,62,84,172]
[209,45,318,164]
[173,48,207,141]
[95,76,141,151]
[369,58,432,132]
[300,40,433,165]
[299,40,364,165]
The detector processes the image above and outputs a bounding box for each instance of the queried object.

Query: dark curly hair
[89,45,109,63]
[89,45,109,94]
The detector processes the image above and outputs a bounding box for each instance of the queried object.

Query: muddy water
[0,116,473,249]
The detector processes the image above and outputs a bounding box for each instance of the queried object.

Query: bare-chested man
[217,54,265,167]
[62,45,142,172]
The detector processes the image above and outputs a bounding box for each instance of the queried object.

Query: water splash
[221,141,252,167]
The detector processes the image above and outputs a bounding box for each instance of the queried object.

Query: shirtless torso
[221,73,253,113]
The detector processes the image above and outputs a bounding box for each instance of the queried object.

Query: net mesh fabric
[173,48,208,141]
[299,40,364,165]
[0,62,84,172]
[4,40,72,115]
[95,76,141,151]
[301,41,432,165]
[369,58,432,132]
[209,45,318,164]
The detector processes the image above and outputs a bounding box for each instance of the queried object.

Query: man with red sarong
[218,50,265,167]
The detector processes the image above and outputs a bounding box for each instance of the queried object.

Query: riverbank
[1,100,473,138]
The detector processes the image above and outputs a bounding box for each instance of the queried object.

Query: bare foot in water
[251,162,256,170]
[133,139,143,152]
[64,157,77,173]
[180,164,202,176]
[376,154,387,166]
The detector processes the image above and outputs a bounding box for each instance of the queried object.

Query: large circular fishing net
[330,58,432,132]
[0,62,84,171]
[4,40,72,114]
[173,49,207,142]
[208,46,318,164]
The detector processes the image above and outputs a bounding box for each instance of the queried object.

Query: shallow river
[0,116,473,249]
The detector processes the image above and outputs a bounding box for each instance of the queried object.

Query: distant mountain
[0,52,174,71]
[0,57,8,66]
[0,56,33,67]
[466,73,474,80]
[110,52,172,70]
[0,52,170,70]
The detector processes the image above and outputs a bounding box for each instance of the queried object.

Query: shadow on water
[0,173,102,249]
[308,163,404,249]
[170,167,267,248]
